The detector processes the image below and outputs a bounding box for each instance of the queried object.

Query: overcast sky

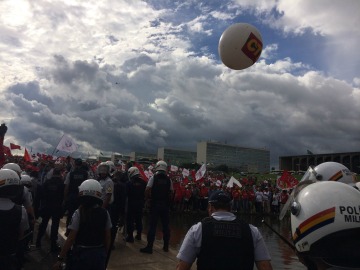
[1,0,359,168]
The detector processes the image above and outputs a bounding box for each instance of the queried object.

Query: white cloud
[1,0,359,168]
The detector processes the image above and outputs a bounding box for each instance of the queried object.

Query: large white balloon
[218,23,263,70]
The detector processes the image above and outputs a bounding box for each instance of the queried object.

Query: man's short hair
[75,158,83,166]
[208,190,231,209]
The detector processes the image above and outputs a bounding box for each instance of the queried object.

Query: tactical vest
[42,176,64,207]
[197,216,255,270]
[11,186,24,206]
[151,173,171,204]
[75,207,107,247]
[68,168,88,195]
[128,176,146,206]
[0,205,22,255]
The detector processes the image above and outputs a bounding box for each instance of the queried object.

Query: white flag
[195,164,206,181]
[182,168,190,177]
[227,177,234,188]
[227,176,242,188]
[144,170,154,179]
[170,165,178,172]
[56,134,78,153]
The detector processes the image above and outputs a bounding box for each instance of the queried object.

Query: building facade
[279,151,360,174]
[157,147,196,166]
[197,141,270,173]
[129,151,157,162]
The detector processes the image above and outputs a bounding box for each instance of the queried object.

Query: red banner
[133,162,149,182]
[10,143,21,150]
[24,148,32,162]
[277,170,299,190]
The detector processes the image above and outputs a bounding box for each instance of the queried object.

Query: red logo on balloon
[241,32,263,63]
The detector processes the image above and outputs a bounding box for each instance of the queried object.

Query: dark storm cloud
[1,0,359,168]
[153,96,208,129]
[49,55,102,88]
[8,81,53,107]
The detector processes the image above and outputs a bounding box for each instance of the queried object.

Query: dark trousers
[255,201,263,214]
[0,255,18,270]
[65,197,79,229]
[242,199,249,213]
[146,203,170,248]
[37,207,61,243]
[126,206,143,237]
[68,247,106,270]
[109,204,122,243]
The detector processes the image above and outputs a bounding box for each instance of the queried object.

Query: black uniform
[36,173,65,251]
[65,166,88,229]
[109,172,127,245]
[0,205,22,270]
[126,174,146,241]
[141,171,172,253]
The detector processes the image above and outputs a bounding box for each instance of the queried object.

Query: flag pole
[51,134,65,156]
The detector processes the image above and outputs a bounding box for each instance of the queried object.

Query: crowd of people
[169,175,290,216]
[1,150,359,270]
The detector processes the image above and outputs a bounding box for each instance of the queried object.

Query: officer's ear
[208,203,215,214]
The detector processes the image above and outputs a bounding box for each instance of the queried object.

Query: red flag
[133,162,149,182]
[10,143,21,150]
[277,170,299,190]
[3,146,12,157]
[24,148,32,162]
[190,170,196,181]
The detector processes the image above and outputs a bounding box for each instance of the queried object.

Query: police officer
[0,169,29,270]
[64,158,88,233]
[96,162,114,210]
[2,163,36,224]
[176,190,273,270]
[125,167,146,242]
[3,162,35,264]
[53,179,112,270]
[109,169,127,249]
[140,160,173,254]
[36,168,65,252]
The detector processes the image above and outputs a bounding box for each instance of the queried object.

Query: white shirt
[99,177,114,204]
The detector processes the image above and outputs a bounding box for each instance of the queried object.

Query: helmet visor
[279,174,317,220]
[299,166,321,182]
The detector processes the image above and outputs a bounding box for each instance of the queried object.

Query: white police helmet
[20,175,32,186]
[78,179,102,200]
[128,167,140,178]
[0,168,21,198]
[105,161,116,172]
[301,162,355,185]
[155,161,167,172]
[291,181,360,268]
[2,163,22,176]
[97,162,110,175]
[280,162,355,220]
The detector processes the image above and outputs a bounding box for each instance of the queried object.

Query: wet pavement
[24,212,306,270]
[24,217,179,270]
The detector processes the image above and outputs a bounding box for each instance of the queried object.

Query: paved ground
[24,218,180,270]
